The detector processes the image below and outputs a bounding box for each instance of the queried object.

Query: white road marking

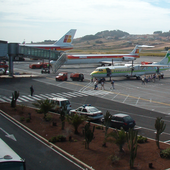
[2,96,11,102]
[123,95,129,103]
[135,97,140,105]
[112,93,120,100]
[21,95,35,101]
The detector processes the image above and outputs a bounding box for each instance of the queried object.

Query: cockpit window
[95,69,103,72]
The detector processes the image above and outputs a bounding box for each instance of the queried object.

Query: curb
[0,74,42,79]
[0,109,95,170]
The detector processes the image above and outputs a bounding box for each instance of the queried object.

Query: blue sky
[0,0,170,43]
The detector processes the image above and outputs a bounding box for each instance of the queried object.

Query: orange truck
[55,72,68,81]
[70,73,84,81]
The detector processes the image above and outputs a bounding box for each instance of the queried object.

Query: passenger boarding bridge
[19,46,60,60]
[0,42,67,76]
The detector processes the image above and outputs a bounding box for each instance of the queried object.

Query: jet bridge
[19,46,67,73]
[19,46,60,60]
[5,43,67,76]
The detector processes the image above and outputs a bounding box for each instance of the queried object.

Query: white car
[69,104,103,121]
[48,97,72,113]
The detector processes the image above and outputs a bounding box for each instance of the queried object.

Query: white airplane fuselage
[64,54,139,65]
[20,44,73,51]
[90,64,169,78]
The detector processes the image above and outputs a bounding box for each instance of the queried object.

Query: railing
[51,53,67,73]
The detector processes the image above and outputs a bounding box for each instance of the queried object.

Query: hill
[72,30,170,54]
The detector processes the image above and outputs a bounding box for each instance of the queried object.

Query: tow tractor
[41,68,50,74]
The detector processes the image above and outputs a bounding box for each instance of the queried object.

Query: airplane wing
[99,61,123,64]
[137,45,155,48]
[140,64,170,67]
[99,57,136,64]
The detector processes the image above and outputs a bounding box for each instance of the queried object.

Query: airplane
[65,45,154,65]
[19,29,77,51]
[90,50,170,80]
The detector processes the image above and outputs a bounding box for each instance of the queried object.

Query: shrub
[49,136,57,143]
[108,155,120,164]
[56,135,66,142]
[45,114,52,121]
[49,135,66,143]
[137,135,147,143]
[36,110,43,114]
[160,148,170,158]
[96,126,103,130]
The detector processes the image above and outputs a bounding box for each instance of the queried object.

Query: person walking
[158,74,161,81]
[30,85,34,96]
[94,79,98,90]
[110,80,115,90]
[153,74,156,83]
[101,80,105,90]
[141,77,145,85]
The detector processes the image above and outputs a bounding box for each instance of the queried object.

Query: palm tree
[84,122,95,149]
[33,99,54,120]
[66,114,87,134]
[107,128,127,152]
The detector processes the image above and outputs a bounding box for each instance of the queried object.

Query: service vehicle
[69,104,103,121]
[70,73,84,81]
[101,113,136,131]
[29,62,50,69]
[48,97,72,113]
[0,138,26,170]
[0,61,8,71]
[55,72,68,81]
[41,68,50,74]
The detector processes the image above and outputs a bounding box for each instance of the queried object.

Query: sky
[0,0,170,43]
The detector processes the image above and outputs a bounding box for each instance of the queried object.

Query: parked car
[48,97,72,113]
[41,68,50,74]
[69,104,103,121]
[55,72,68,81]
[70,73,84,81]
[101,113,136,131]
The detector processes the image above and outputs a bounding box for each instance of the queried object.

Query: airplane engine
[122,57,136,61]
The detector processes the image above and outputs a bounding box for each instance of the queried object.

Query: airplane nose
[90,72,94,76]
